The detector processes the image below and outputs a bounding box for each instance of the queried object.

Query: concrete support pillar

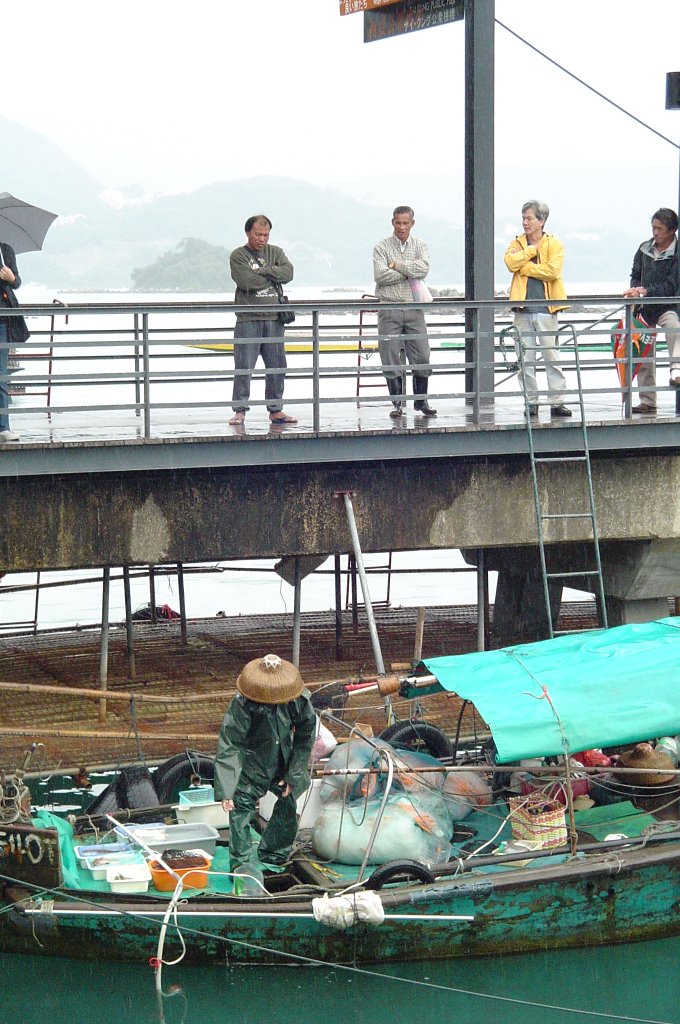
[493,570,562,645]
[605,596,670,627]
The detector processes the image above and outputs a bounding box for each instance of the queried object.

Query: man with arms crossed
[373,206,436,418]
[229,215,297,426]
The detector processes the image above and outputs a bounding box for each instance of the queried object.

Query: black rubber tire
[379,721,453,760]
[81,783,120,818]
[153,752,215,805]
[115,765,160,809]
[364,859,436,890]
[82,765,161,817]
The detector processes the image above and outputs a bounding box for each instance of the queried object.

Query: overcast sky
[7,1,680,230]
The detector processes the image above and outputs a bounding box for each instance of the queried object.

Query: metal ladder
[517,323,608,638]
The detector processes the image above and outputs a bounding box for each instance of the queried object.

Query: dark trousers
[232,318,286,413]
[230,784,298,869]
[377,307,432,380]
[0,324,9,431]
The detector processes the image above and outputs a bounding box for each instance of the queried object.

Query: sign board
[364,0,463,42]
[0,823,62,887]
[339,1,401,14]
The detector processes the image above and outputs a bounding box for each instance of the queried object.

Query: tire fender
[364,859,436,890]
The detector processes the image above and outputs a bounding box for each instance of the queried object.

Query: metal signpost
[665,71,680,417]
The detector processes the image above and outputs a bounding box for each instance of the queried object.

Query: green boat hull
[3,841,680,965]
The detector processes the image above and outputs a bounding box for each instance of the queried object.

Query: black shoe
[550,405,572,418]
[525,405,538,418]
[389,404,404,418]
[414,400,437,417]
[632,403,656,415]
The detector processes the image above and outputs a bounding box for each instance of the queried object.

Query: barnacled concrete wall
[1,453,680,571]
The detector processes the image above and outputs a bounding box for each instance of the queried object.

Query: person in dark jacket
[623,208,680,414]
[0,241,29,441]
[228,215,297,427]
[215,653,316,870]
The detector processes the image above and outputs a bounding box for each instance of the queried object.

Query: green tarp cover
[422,618,680,763]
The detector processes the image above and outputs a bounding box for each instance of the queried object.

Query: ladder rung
[547,570,600,579]
[534,455,587,464]
[553,626,602,636]
[541,512,593,520]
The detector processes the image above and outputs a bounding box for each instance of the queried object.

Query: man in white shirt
[373,206,436,418]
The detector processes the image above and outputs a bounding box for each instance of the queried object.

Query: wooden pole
[177,562,188,646]
[292,557,302,667]
[414,607,425,664]
[148,565,157,623]
[334,553,343,661]
[123,564,136,680]
[99,567,110,723]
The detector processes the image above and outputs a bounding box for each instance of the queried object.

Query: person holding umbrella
[0,192,57,442]
[0,241,29,441]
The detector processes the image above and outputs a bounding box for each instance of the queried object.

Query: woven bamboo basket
[508,794,567,849]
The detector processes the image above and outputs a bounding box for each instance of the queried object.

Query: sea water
[2,935,680,1024]
[5,776,680,1024]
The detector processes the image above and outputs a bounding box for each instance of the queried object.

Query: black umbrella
[0,192,58,265]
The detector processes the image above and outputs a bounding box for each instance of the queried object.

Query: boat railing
[1,294,676,440]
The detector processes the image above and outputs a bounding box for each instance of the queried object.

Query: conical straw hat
[619,743,676,786]
[236,654,304,705]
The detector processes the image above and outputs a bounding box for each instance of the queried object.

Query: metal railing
[1,294,678,440]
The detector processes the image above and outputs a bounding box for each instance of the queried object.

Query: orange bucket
[149,854,212,891]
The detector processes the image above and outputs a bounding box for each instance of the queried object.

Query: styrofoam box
[173,800,230,829]
[105,861,151,893]
[142,823,220,857]
[83,851,143,880]
[113,823,166,846]
[74,842,132,862]
[259,779,322,830]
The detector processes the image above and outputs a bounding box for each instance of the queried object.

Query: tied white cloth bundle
[312,891,385,930]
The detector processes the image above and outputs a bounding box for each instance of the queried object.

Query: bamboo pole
[99,567,110,723]
[123,565,136,679]
[0,680,231,703]
[0,726,218,740]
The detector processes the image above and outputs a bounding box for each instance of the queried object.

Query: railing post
[624,304,633,417]
[142,312,151,438]
[133,312,142,417]
[312,309,320,433]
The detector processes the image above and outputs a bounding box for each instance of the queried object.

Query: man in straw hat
[215,653,316,870]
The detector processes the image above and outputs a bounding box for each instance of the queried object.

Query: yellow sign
[339,0,401,15]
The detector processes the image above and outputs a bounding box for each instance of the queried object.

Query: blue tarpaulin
[422,618,680,763]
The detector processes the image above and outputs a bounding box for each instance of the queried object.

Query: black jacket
[630,238,679,326]
[0,242,29,343]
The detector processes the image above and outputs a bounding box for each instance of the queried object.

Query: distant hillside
[2,117,641,291]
